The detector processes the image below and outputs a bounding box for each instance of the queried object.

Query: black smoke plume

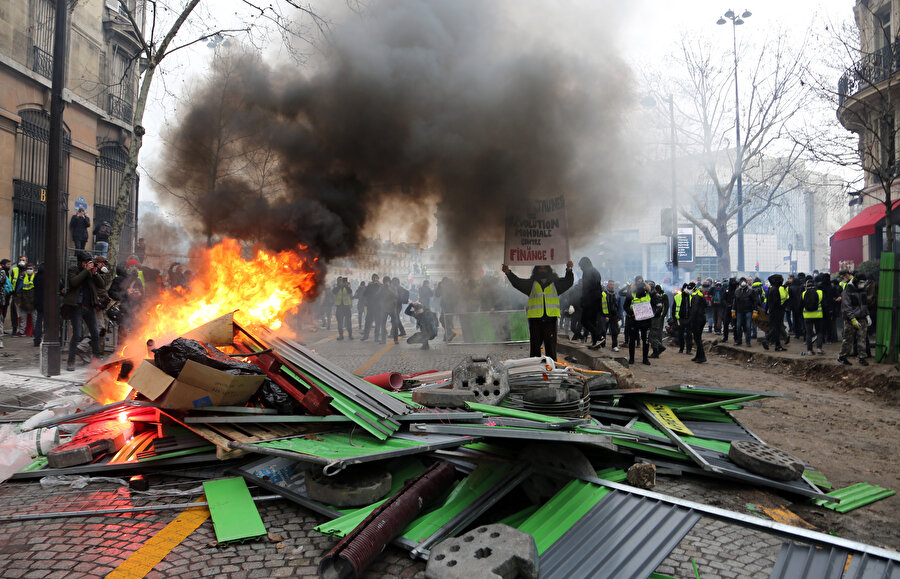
[160,0,634,265]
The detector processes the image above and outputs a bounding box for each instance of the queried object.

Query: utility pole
[669,95,678,282]
[41,0,69,376]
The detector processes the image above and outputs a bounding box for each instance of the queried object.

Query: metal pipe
[318,462,456,578]
[0,495,281,522]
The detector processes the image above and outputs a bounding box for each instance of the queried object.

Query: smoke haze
[160,0,635,267]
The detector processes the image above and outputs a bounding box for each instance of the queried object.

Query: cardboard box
[128,358,265,410]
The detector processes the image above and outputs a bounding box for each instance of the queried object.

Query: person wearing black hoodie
[761,274,788,351]
[503,261,574,360]
[578,257,603,348]
[722,278,737,343]
[686,281,707,363]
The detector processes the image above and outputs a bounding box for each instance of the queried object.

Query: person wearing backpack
[800,278,825,356]
[93,220,112,258]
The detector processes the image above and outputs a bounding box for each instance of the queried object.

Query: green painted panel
[315,463,511,540]
[467,402,564,424]
[518,479,610,554]
[803,470,833,490]
[255,431,428,460]
[508,311,530,341]
[497,505,540,528]
[813,482,896,513]
[203,477,267,544]
[281,366,396,440]
[402,463,512,543]
[876,252,898,362]
[627,421,731,454]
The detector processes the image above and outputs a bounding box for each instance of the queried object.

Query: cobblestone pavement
[0,325,861,578]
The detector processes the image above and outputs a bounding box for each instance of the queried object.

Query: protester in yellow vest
[503,261,574,361]
[332,277,354,341]
[9,255,27,335]
[623,277,653,365]
[800,278,825,356]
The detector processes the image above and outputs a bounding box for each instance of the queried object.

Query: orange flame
[127,239,318,353]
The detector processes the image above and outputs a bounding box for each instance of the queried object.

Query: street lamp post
[717,8,752,274]
[667,95,678,282]
[641,94,679,282]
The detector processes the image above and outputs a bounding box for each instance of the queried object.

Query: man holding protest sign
[503,262,574,361]
[503,194,574,360]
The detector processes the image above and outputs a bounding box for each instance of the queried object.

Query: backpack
[803,289,819,312]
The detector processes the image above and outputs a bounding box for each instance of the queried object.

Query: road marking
[106,501,210,579]
[354,342,396,376]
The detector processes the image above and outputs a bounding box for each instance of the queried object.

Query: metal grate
[30,0,54,78]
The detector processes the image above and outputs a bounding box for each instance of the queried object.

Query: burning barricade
[1,242,897,578]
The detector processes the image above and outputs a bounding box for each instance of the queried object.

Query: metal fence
[12,110,70,265]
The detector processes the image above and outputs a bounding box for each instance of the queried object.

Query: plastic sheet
[153,338,263,377]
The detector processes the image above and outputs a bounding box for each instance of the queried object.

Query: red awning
[831,199,900,242]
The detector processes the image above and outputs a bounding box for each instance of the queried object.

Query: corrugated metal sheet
[517,479,611,553]
[769,543,847,579]
[539,490,700,579]
[813,483,897,513]
[844,553,900,579]
[681,420,758,442]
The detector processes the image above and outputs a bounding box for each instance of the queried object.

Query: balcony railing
[838,43,900,107]
[31,45,53,78]
[107,92,134,123]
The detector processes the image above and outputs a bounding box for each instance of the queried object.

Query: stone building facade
[0,0,142,265]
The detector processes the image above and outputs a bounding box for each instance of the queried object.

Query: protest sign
[504,195,570,266]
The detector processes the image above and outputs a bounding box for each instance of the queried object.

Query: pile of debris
[1,314,897,578]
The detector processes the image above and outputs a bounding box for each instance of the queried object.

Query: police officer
[503,261,574,360]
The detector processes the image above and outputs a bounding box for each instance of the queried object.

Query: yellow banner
[645,402,694,436]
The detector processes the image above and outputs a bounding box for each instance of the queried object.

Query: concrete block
[451,354,509,405]
[305,467,392,507]
[425,524,537,579]
[413,388,476,409]
[627,462,657,489]
[728,440,804,481]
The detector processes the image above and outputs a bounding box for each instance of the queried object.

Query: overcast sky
[137,0,857,215]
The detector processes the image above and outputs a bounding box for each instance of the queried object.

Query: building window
[107,46,135,123]
[12,109,71,263]
[30,0,55,78]
[94,143,137,256]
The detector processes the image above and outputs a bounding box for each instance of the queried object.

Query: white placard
[504,195,570,266]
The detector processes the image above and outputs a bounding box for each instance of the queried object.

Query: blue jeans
[67,305,100,363]
[735,312,752,344]
[94,241,109,257]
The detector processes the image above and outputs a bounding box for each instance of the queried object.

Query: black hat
[75,250,91,263]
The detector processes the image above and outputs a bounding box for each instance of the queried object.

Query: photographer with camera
[63,251,104,371]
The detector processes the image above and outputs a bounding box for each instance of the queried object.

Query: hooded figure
[577,257,603,348]
[761,274,787,351]
[503,261,574,360]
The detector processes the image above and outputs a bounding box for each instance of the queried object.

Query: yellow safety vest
[10,266,20,290]
[601,292,609,315]
[752,282,765,304]
[526,281,561,319]
[673,292,687,319]
[335,287,352,306]
[801,290,823,319]
[632,293,651,305]
[21,272,35,291]
[137,270,145,288]
[778,286,789,306]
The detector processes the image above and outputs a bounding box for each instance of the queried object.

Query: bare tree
[106,0,324,268]
[158,48,268,246]
[671,36,812,276]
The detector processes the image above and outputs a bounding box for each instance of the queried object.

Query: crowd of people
[559,267,878,367]
[313,260,880,368]
[0,239,193,371]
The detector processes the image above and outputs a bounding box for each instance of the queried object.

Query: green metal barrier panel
[203,477,267,544]
[449,310,529,344]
